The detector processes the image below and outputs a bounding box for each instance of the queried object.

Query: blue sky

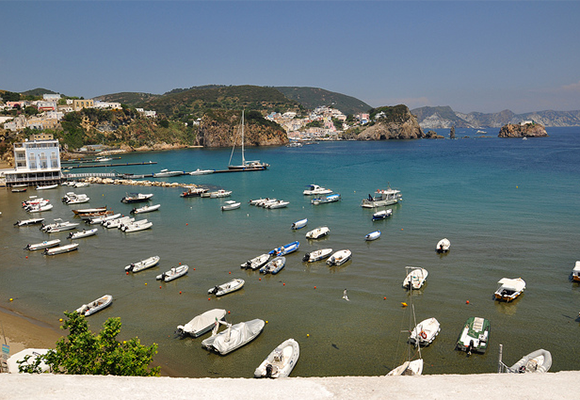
[2,1,579,114]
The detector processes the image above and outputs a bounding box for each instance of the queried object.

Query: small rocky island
[498,122,548,138]
[349,104,428,140]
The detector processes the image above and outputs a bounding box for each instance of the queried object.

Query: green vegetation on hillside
[275,86,371,115]
[369,104,410,123]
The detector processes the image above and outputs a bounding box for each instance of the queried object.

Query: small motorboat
[494,278,526,302]
[121,193,153,203]
[68,228,98,240]
[403,267,428,290]
[291,218,308,230]
[311,193,341,205]
[571,261,580,282]
[503,349,552,373]
[436,238,450,253]
[241,253,270,270]
[72,206,108,216]
[176,309,227,338]
[36,184,58,190]
[221,200,241,211]
[14,218,45,227]
[208,278,245,297]
[456,316,490,355]
[372,209,393,221]
[125,255,160,272]
[76,294,113,317]
[122,220,153,233]
[327,249,352,266]
[189,168,215,175]
[44,243,79,256]
[269,241,299,257]
[25,239,61,251]
[95,156,112,162]
[209,190,232,199]
[63,193,90,205]
[130,204,161,214]
[27,203,53,213]
[365,230,381,241]
[264,200,289,209]
[201,318,265,355]
[254,338,300,378]
[103,216,133,229]
[41,219,79,233]
[156,265,189,282]
[361,187,402,208]
[180,187,209,197]
[305,226,330,240]
[153,169,184,178]
[87,213,121,225]
[408,317,441,346]
[386,359,424,376]
[303,184,332,196]
[302,248,333,263]
[259,256,286,275]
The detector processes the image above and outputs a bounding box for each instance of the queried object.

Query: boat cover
[178,309,227,337]
[202,319,265,355]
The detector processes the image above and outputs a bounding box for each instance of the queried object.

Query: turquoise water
[1,128,580,377]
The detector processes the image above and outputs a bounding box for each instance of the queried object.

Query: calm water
[1,128,580,377]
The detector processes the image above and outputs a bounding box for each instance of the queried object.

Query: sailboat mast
[241,110,246,166]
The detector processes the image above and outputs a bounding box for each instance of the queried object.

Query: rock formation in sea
[498,123,548,138]
[354,105,424,140]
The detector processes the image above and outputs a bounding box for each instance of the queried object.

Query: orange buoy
[283,283,285,286]
[466,300,470,304]
[179,291,182,294]
[314,286,317,289]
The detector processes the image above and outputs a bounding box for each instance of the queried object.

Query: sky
[2,1,579,114]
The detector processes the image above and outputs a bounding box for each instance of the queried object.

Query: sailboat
[387,267,424,376]
[228,110,269,171]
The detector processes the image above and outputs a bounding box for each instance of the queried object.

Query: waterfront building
[4,135,62,187]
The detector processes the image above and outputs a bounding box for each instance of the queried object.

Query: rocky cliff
[498,123,548,138]
[354,105,425,140]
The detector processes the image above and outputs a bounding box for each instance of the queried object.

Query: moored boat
[208,278,245,297]
[403,267,428,290]
[500,348,552,373]
[311,193,341,205]
[372,209,393,221]
[72,206,108,216]
[180,187,209,197]
[409,317,441,346]
[436,238,450,253]
[76,294,113,317]
[121,193,153,203]
[264,200,289,209]
[26,203,53,213]
[14,218,45,227]
[189,168,215,175]
[122,220,153,233]
[176,309,227,338]
[571,261,580,282]
[87,213,121,225]
[291,218,308,230]
[25,239,61,251]
[36,184,58,190]
[44,243,79,256]
[241,253,271,270]
[103,216,133,229]
[456,316,491,355]
[303,184,332,196]
[221,200,241,211]
[201,318,265,355]
[365,230,381,241]
[305,226,330,240]
[269,241,299,257]
[361,186,402,208]
[156,265,189,282]
[494,278,526,302]
[327,249,351,266]
[209,190,232,199]
[68,228,98,239]
[41,219,79,233]
[153,169,184,178]
[125,255,160,272]
[254,338,300,378]
[227,110,269,171]
[259,256,286,274]
[130,204,161,214]
[302,248,333,263]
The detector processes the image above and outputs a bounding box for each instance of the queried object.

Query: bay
[1,127,579,377]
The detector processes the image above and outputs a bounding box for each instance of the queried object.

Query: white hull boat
[88,213,121,225]
[125,255,160,272]
[436,238,450,253]
[72,206,108,216]
[572,261,580,282]
[41,219,79,233]
[365,230,381,241]
[122,220,153,233]
[156,265,189,282]
[76,294,113,317]
[403,267,428,290]
[63,194,90,205]
[181,187,209,197]
[305,226,330,240]
[264,200,289,209]
[372,209,393,221]
[14,218,45,227]
[153,169,184,178]
[303,184,332,196]
[503,348,552,373]
[25,239,61,251]
[311,193,341,205]
[494,277,526,302]
[121,193,153,203]
[361,187,402,208]
[201,318,265,355]
[68,228,98,239]
[327,249,352,266]
[177,309,227,338]
[254,338,300,378]
[27,203,53,213]
[227,111,269,171]
[44,243,79,255]
[259,256,286,275]
[131,204,161,214]
[387,359,424,376]
[189,168,215,175]
[409,317,441,346]
[209,190,232,198]
[36,184,58,190]
[208,278,245,297]
[302,248,333,263]
[241,253,271,270]
[291,218,308,230]
[456,316,491,355]
[221,200,241,211]
[103,216,133,229]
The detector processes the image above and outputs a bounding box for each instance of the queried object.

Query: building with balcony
[4,136,62,187]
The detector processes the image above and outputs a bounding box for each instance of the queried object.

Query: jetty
[63,161,157,169]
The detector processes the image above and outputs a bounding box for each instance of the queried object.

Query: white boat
[121,193,154,203]
[456,316,491,355]
[365,230,381,241]
[63,193,90,205]
[87,213,121,225]
[494,277,526,302]
[259,256,286,275]
[291,218,308,230]
[387,358,424,376]
[409,317,441,346]
[302,248,333,263]
[403,267,428,290]
[14,218,45,227]
[104,216,133,229]
[305,226,330,240]
[176,309,227,338]
[180,187,209,197]
[265,200,289,209]
[189,168,215,175]
[500,347,552,373]
[27,203,53,213]
[125,255,160,272]
[221,200,241,211]
[209,190,232,199]
[6,348,50,374]
[241,253,271,270]
[361,187,402,208]
[249,198,269,206]
[227,110,269,171]
[44,243,79,255]
[156,265,189,282]
[436,238,450,253]
[122,220,153,233]
[73,182,90,188]
[571,261,580,282]
[303,184,332,196]
[68,228,98,239]
[201,318,265,355]
[255,198,277,207]
[311,193,341,205]
[76,294,113,317]
[153,169,184,178]
[372,209,393,221]
[36,184,58,190]
[72,206,108,216]
[41,219,79,233]
[131,204,161,214]
[327,249,352,266]
[25,239,61,251]
[95,156,112,162]
[208,278,245,297]
[254,338,300,378]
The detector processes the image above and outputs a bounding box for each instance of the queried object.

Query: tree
[19,311,160,376]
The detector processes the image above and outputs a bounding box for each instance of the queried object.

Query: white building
[4,136,62,187]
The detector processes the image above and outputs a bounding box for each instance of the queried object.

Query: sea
[1,127,579,377]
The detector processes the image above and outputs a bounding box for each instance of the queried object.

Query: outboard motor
[265,364,273,378]
[302,253,310,262]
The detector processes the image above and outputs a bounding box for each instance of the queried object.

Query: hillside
[275,86,371,115]
[345,104,425,140]
[95,92,160,105]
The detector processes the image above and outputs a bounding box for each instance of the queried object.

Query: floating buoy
[193,268,195,271]
[25,256,28,259]
[229,271,231,274]
[228,311,231,314]
[9,298,13,302]
[186,223,188,226]
[401,228,404,231]
[314,286,317,289]
[126,271,129,275]
[259,278,261,281]
[384,297,387,300]
[179,291,182,294]
[466,300,470,304]
[307,334,310,337]
[179,262,181,265]
[266,321,268,324]
[283,283,285,286]
[59,318,63,322]
[208,298,211,301]
[159,286,162,289]
[145,283,147,286]
[401,302,408,307]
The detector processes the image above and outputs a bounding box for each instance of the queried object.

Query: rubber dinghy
[201,319,265,355]
[241,253,270,270]
[125,255,160,272]
[76,294,113,317]
[156,265,189,282]
[208,278,245,297]
[254,339,300,378]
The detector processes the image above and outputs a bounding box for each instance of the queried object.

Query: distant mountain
[274,86,371,115]
[95,92,160,105]
[412,106,580,128]
[21,88,58,97]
